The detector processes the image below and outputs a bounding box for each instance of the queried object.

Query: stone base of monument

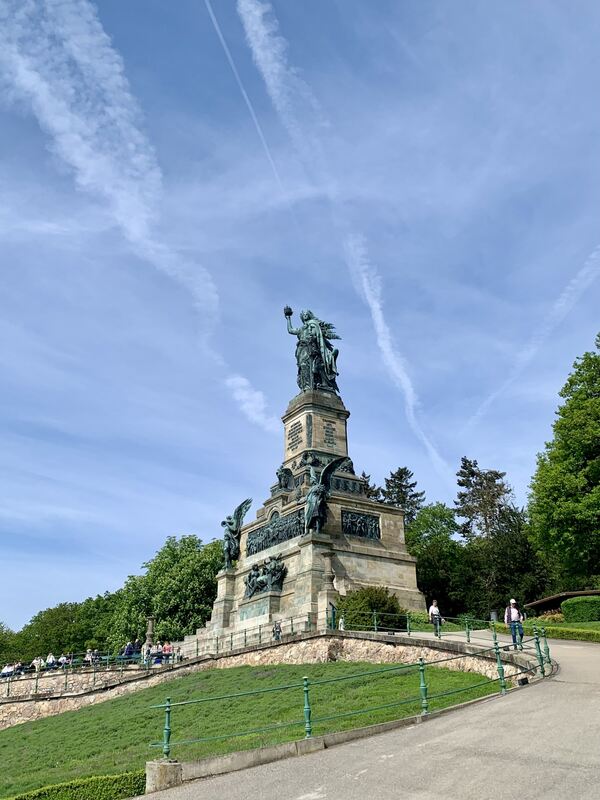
[177,361,425,657]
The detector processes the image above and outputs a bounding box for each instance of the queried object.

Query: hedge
[561,596,600,623]
[523,624,600,643]
[11,770,145,800]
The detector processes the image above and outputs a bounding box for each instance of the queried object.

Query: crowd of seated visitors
[1,636,185,679]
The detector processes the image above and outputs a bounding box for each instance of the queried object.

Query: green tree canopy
[455,456,511,539]
[405,503,463,616]
[108,536,223,649]
[457,505,548,619]
[529,333,600,585]
[381,466,425,525]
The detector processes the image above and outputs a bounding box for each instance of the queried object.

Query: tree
[108,536,223,650]
[0,622,17,663]
[529,334,600,585]
[455,457,511,539]
[381,467,425,525]
[458,506,548,619]
[360,471,382,501]
[405,503,463,616]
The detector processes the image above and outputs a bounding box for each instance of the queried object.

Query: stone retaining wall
[0,632,534,731]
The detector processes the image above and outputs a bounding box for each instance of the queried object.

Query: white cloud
[466,244,600,430]
[236,0,450,478]
[225,374,279,434]
[0,0,218,322]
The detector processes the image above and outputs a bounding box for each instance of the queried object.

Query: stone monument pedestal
[178,309,425,657]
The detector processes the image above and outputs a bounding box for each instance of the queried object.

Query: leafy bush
[11,771,145,800]
[337,587,406,630]
[536,612,565,624]
[561,596,600,623]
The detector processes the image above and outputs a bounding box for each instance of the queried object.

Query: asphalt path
[139,634,600,800]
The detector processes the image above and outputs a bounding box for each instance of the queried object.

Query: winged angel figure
[221,498,252,569]
[304,457,347,534]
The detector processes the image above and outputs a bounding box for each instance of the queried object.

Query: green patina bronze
[304,456,347,534]
[221,498,252,570]
[284,305,341,393]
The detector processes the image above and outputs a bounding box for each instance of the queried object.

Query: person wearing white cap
[504,599,524,650]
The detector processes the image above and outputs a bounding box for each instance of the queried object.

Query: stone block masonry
[0,631,534,731]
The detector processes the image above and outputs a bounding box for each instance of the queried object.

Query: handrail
[149,627,552,757]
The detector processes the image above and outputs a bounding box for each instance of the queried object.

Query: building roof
[524,590,600,609]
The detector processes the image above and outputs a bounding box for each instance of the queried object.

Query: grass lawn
[0,661,497,798]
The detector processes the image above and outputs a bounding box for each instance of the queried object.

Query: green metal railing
[0,648,180,698]
[190,614,313,660]
[149,633,551,758]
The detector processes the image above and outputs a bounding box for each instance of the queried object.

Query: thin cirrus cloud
[234,0,451,480]
[0,0,276,435]
[465,244,600,431]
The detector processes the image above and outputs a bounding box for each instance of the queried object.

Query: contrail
[0,0,280,435]
[204,0,285,194]
[0,0,218,321]
[345,235,451,480]
[465,244,600,431]
[237,0,450,478]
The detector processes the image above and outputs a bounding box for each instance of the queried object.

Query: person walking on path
[504,598,524,650]
[429,600,443,636]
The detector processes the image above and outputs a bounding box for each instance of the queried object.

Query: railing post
[303,676,312,738]
[216,636,219,654]
[372,611,378,632]
[465,619,471,643]
[93,661,96,688]
[406,611,411,636]
[259,625,262,645]
[34,671,39,694]
[493,637,507,695]
[291,616,295,634]
[6,676,9,698]
[533,628,546,677]
[64,667,68,691]
[162,697,172,758]
[419,658,429,715]
[244,629,247,647]
[541,627,551,666]
[230,632,233,651]
[196,639,199,658]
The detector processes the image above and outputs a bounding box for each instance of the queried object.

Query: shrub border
[8,770,145,800]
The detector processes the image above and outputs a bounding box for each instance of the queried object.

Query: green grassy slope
[0,662,497,798]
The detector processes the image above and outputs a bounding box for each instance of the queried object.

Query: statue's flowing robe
[296,318,338,388]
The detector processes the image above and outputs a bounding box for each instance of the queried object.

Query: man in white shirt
[504,598,524,650]
[429,600,442,636]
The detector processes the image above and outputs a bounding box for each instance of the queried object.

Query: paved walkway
[139,633,600,800]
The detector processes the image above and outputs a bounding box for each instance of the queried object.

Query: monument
[182,306,424,653]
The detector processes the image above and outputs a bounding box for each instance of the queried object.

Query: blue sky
[1,0,599,630]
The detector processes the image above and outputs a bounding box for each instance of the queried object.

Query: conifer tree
[454,456,511,539]
[360,470,383,501]
[381,466,425,525]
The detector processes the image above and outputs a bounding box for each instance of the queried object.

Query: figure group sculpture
[244,554,287,598]
[284,306,340,393]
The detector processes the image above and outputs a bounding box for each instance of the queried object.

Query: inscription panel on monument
[323,421,336,447]
[342,510,381,540]
[246,510,304,556]
[239,598,269,620]
[287,420,303,451]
